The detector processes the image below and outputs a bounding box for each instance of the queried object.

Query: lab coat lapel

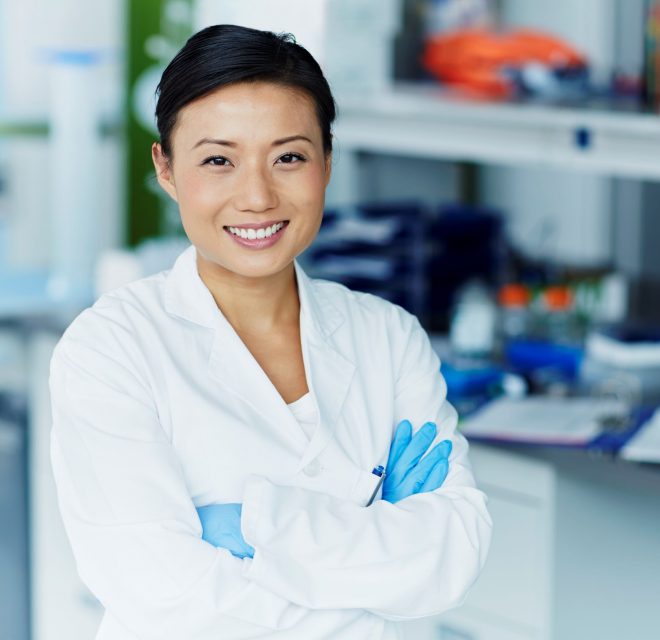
[164,245,356,463]
[207,319,309,451]
[294,260,356,472]
[164,245,306,450]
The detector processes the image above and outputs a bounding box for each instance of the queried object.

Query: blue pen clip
[366,465,386,507]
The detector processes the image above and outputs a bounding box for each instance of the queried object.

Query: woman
[49,24,492,640]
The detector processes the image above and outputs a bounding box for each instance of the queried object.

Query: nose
[233,164,278,213]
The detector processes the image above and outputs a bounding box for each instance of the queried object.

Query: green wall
[125,0,193,246]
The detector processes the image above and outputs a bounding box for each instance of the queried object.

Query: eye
[202,155,232,167]
[276,152,306,165]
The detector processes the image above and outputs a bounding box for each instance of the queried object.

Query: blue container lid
[505,338,584,379]
[442,361,504,399]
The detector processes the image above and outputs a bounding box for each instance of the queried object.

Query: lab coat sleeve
[240,309,493,620]
[49,322,314,640]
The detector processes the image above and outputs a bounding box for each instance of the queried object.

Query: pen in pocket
[366,465,386,507]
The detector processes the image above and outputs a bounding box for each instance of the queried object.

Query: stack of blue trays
[303,202,425,316]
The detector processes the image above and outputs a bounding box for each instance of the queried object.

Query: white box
[193,0,403,93]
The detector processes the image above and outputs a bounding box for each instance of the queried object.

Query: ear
[151,142,178,202]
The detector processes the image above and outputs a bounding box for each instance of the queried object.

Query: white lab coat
[49,244,492,640]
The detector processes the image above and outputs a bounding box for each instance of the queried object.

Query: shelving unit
[332,83,660,181]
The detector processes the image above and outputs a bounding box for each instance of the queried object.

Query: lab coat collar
[163,244,343,339]
[163,244,225,330]
[164,244,355,469]
[293,257,345,342]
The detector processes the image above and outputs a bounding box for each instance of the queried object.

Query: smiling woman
[48,24,492,640]
[152,81,330,284]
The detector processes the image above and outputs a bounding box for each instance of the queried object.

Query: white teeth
[228,222,286,240]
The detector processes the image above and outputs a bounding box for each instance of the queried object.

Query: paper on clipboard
[460,397,628,445]
[621,408,660,463]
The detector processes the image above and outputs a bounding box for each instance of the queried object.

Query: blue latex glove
[382,420,452,503]
[196,503,255,559]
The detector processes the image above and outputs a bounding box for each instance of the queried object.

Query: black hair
[155,24,337,158]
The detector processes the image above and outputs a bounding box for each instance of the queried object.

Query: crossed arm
[49,311,492,639]
[196,419,454,559]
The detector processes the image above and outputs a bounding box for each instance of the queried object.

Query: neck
[196,253,300,333]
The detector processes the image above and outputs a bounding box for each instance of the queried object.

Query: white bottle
[449,281,497,362]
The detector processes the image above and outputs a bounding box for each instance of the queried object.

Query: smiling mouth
[224,220,289,240]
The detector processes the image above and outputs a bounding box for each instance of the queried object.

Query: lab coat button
[303,459,322,477]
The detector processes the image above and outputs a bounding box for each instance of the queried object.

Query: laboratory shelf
[0,120,121,139]
[333,83,660,180]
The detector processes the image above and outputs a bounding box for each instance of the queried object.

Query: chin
[198,246,295,280]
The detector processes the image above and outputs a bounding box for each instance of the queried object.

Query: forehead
[173,82,321,147]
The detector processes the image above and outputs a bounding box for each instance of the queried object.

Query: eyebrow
[192,135,313,150]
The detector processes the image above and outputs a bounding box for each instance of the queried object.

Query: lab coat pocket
[350,466,385,507]
[301,454,384,507]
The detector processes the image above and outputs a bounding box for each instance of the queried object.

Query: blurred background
[1,1,660,639]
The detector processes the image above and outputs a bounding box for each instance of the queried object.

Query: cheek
[175,169,228,217]
[294,166,328,209]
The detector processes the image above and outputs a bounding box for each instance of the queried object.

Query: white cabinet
[460,445,555,634]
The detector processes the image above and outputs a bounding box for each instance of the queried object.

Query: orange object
[543,286,573,311]
[498,284,531,307]
[423,28,588,100]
